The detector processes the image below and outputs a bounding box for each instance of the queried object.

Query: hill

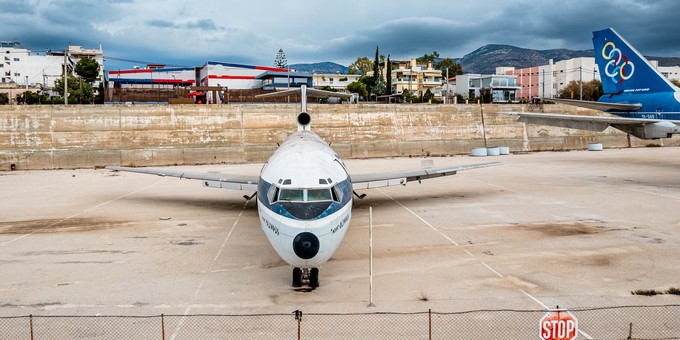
[457,44,593,74]
[458,44,680,74]
[289,62,348,74]
[289,46,680,75]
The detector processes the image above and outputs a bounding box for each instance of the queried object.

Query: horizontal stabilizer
[541,97,642,112]
[255,87,352,100]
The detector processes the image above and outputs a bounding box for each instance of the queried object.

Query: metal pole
[64,48,68,106]
[294,310,302,340]
[368,206,375,307]
[161,314,165,340]
[428,309,432,340]
[445,67,449,104]
[542,69,545,99]
[29,314,34,340]
[480,101,488,147]
[579,66,583,100]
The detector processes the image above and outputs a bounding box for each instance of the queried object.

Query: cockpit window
[307,188,333,202]
[279,189,304,201]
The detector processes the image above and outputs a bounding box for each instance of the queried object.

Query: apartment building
[387,59,443,97]
[452,73,521,103]
[0,41,104,89]
[312,73,361,92]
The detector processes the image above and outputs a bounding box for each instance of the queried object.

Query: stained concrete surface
[1,147,679,317]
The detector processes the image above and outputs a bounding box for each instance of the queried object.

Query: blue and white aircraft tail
[505,28,680,139]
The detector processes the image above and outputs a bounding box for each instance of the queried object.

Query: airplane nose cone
[293,232,319,259]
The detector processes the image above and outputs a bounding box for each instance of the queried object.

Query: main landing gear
[292,267,319,288]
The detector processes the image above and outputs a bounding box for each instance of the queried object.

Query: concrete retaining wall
[1,103,678,170]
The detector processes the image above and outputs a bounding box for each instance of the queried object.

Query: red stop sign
[540,309,578,340]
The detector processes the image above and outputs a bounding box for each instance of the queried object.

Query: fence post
[29,314,34,340]
[161,314,165,340]
[428,309,432,340]
[294,310,302,340]
[368,206,375,307]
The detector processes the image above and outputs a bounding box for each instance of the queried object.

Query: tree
[54,72,94,104]
[558,79,603,101]
[274,48,288,68]
[437,57,463,78]
[423,88,434,102]
[385,55,392,95]
[15,91,48,105]
[359,75,376,99]
[75,57,100,83]
[348,57,372,75]
[372,46,380,92]
[347,81,368,99]
[417,51,440,65]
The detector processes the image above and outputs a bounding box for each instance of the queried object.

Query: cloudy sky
[2,0,680,70]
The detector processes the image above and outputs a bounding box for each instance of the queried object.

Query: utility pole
[542,69,545,99]
[579,66,583,100]
[64,47,68,106]
[529,68,532,102]
[445,67,449,104]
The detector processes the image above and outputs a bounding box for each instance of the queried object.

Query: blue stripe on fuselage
[257,179,353,221]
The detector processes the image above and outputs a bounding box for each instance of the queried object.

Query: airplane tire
[309,268,319,288]
[292,267,303,287]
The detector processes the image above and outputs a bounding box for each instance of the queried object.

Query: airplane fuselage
[602,91,680,119]
[256,130,353,270]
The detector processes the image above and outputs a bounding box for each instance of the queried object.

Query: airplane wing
[540,97,642,112]
[502,112,680,132]
[350,162,500,190]
[105,166,259,191]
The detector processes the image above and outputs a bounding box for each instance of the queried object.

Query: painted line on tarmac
[378,189,560,313]
[377,190,460,247]
[0,178,168,248]
[170,200,248,340]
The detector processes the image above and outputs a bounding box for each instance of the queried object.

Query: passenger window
[308,188,332,202]
[279,189,304,201]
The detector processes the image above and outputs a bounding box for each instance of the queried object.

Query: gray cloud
[2,0,680,70]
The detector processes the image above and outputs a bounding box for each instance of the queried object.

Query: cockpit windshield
[278,189,304,202]
[307,188,333,202]
[277,188,335,202]
[269,184,345,220]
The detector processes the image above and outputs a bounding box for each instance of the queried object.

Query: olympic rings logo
[602,42,635,84]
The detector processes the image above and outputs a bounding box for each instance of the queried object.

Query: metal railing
[1,305,678,339]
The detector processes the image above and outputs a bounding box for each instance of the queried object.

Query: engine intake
[297,112,311,127]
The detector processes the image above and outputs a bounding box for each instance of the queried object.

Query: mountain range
[291,44,680,75]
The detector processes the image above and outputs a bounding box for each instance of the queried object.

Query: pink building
[504,66,540,102]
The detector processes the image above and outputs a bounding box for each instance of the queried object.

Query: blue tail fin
[592,28,675,95]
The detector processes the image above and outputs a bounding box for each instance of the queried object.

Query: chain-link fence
[2,305,678,339]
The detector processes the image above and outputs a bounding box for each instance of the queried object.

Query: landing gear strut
[292,267,319,288]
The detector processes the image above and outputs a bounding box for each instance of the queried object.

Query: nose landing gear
[292,267,319,288]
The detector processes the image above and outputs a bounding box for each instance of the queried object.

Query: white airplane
[107,86,500,288]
